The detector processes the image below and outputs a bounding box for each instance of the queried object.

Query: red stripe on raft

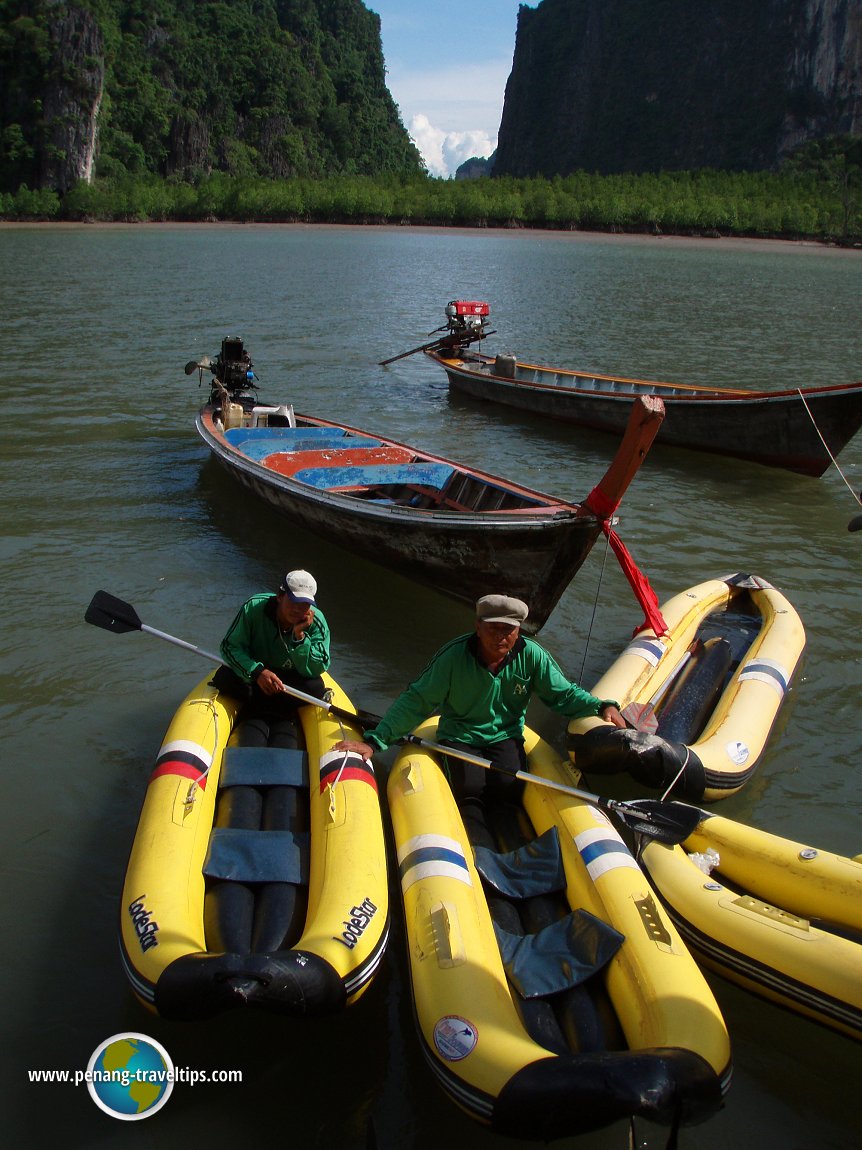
[149,760,208,788]
[319,766,378,794]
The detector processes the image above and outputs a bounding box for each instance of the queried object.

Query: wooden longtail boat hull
[429,349,862,477]
[195,396,663,633]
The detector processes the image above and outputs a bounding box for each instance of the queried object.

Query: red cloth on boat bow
[584,486,668,638]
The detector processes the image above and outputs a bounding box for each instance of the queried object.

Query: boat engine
[444,299,490,340]
[204,336,259,411]
[214,336,255,392]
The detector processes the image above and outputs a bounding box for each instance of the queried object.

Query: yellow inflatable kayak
[568,572,805,801]
[641,811,862,1041]
[387,720,731,1140]
[120,672,389,1018]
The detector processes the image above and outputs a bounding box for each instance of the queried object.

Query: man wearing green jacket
[336,594,624,800]
[215,569,331,746]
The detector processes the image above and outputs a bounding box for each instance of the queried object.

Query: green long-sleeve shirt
[364,633,613,751]
[219,594,331,683]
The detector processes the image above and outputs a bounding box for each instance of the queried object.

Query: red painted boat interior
[262,445,414,477]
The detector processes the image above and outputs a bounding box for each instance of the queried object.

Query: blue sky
[369,1,527,177]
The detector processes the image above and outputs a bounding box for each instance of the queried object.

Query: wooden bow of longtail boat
[191,340,663,632]
[584,393,665,514]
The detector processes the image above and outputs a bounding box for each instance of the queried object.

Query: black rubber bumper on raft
[569,726,707,801]
[154,949,346,1019]
[492,1048,725,1140]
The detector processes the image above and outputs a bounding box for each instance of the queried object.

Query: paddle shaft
[404,733,641,808]
[622,637,700,731]
[133,622,604,805]
[85,589,361,717]
[142,623,369,717]
[86,590,697,841]
[140,622,223,666]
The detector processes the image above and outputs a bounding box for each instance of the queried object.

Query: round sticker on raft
[433,1015,478,1061]
[725,740,750,765]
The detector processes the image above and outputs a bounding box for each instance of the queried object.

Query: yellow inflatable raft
[120,672,388,1018]
[641,811,862,1041]
[387,720,731,1140]
[568,572,805,801]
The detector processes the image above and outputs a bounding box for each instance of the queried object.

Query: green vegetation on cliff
[0,0,424,194]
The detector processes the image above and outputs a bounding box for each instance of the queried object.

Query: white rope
[797,388,860,502]
[660,746,691,802]
[181,698,220,807]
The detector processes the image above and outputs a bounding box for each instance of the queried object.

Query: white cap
[279,570,317,604]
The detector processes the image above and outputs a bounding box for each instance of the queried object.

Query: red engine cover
[449,300,490,317]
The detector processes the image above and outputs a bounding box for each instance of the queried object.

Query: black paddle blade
[610,798,702,845]
[85,590,142,634]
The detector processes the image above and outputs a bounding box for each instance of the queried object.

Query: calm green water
[2,224,861,1149]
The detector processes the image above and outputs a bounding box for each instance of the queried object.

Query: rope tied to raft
[660,745,691,802]
[327,709,351,817]
[181,697,220,809]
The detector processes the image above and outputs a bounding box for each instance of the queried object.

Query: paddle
[84,590,381,728]
[397,735,701,844]
[85,591,700,845]
[621,638,702,734]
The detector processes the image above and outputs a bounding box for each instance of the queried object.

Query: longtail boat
[188,337,664,633]
[411,301,862,477]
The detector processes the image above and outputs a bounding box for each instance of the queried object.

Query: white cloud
[408,114,495,178]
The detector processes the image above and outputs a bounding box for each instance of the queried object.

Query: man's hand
[291,606,315,642]
[334,739,375,761]
[256,668,285,696]
[600,704,626,729]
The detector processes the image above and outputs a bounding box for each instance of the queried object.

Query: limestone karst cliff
[494,0,862,176]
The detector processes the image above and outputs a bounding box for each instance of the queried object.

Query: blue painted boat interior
[292,462,455,491]
[228,431,383,460]
[224,426,352,441]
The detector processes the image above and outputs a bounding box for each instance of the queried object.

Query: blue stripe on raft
[627,637,666,663]
[579,838,627,867]
[294,462,455,491]
[398,845,470,880]
[739,660,788,693]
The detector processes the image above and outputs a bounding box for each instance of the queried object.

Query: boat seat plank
[232,435,382,461]
[225,426,350,443]
[220,746,308,788]
[293,462,455,492]
[204,827,310,884]
[262,445,414,478]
